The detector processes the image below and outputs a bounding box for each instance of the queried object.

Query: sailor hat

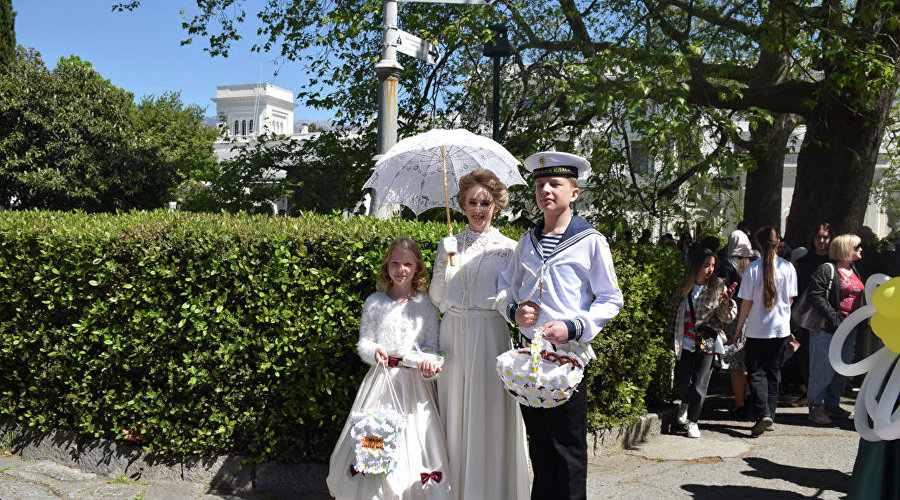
[523,151,591,179]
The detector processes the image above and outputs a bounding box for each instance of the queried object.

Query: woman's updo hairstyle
[456,169,510,213]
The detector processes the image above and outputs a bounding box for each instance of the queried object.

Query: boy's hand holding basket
[496,328,585,408]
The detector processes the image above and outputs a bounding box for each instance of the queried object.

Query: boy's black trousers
[520,376,589,500]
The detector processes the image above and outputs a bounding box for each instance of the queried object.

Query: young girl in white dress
[327,237,451,500]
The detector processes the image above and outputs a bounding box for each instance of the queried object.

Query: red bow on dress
[349,465,364,477]
[420,471,442,484]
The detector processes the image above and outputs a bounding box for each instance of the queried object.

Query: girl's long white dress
[327,292,451,500]
[430,228,531,500]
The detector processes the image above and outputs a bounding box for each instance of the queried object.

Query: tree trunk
[784,84,896,248]
[742,114,798,233]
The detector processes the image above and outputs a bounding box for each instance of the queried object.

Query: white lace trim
[458,227,514,259]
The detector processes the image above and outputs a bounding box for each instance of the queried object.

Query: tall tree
[0,49,218,211]
[114,1,899,241]
[133,92,220,188]
[626,0,899,243]
[0,0,14,68]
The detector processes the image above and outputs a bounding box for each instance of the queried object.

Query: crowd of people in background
[641,218,900,439]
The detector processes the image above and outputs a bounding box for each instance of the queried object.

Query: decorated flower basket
[496,328,584,408]
[348,408,406,474]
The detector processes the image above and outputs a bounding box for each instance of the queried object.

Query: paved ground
[0,388,860,499]
[586,391,859,500]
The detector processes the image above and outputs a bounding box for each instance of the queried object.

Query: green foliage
[112,1,755,234]
[281,129,376,215]
[0,210,680,461]
[587,242,683,427]
[179,133,297,214]
[182,129,376,216]
[0,0,13,68]
[0,50,217,212]
[116,0,900,239]
[133,92,220,187]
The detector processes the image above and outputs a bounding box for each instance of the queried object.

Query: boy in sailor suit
[496,151,624,500]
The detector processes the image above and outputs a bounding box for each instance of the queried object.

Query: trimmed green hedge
[0,210,680,462]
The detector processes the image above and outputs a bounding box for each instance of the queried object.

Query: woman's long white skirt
[327,364,451,500]
[437,308,531,500]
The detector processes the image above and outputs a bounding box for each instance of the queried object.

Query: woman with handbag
[665,247,737,438]
[806,233,865,425]
[734,227,798,437]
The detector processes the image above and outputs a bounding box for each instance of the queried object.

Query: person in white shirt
[734,226,798,437]
[496,151,623,500]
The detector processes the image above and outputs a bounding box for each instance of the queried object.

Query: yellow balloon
[870,312,900,353]
[872,277,900,319]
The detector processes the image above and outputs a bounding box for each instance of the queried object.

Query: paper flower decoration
[829,274,900,441]
[348,409,406,474]
[496,328,584,408]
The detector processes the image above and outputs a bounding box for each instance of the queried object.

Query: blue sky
[14,1,334,121]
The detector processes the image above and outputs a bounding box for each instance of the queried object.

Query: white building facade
[212,83,297,139]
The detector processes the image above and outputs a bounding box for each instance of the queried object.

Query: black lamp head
[482,24,513,58]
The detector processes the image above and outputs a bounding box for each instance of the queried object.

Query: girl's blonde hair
[754,226,779,311]
[376,237,428,292]
[829,234,861,262]
[736,257,751,279]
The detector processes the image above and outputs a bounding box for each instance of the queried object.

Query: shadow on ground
[742,457,850,493]
[682,456,850,499]
[682,484,821,499]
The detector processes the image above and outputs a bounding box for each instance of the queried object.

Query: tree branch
[558,0,596,58]
[654,0,757,36]
[657,126,731,199]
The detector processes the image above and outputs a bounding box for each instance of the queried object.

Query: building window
[234,120,239,135]
[249,120,253,134]
[630,141,650,175]
[242,120,247,136]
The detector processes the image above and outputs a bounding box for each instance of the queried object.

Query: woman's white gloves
[440,236,458,256]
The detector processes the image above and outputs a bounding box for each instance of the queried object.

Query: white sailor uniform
[496,216,623,357]
[496,215,623,500]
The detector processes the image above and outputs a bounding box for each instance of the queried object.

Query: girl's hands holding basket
[375,347,389,365]
[418,360,441,378]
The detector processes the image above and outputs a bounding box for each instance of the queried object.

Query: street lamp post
[370,0,496,217]
[482,24,512,143]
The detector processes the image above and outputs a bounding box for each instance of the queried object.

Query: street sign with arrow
[391,29,440,65]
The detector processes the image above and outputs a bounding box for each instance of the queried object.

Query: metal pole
[370,0,404,218]
[492,56,501,142]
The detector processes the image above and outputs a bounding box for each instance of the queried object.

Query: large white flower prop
[829,274,900,441]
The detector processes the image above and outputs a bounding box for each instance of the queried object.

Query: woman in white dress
[430,169,530,500]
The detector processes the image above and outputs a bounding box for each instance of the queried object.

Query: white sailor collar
[529,215,599,261]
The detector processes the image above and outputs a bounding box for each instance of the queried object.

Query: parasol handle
[441,145,455,266]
